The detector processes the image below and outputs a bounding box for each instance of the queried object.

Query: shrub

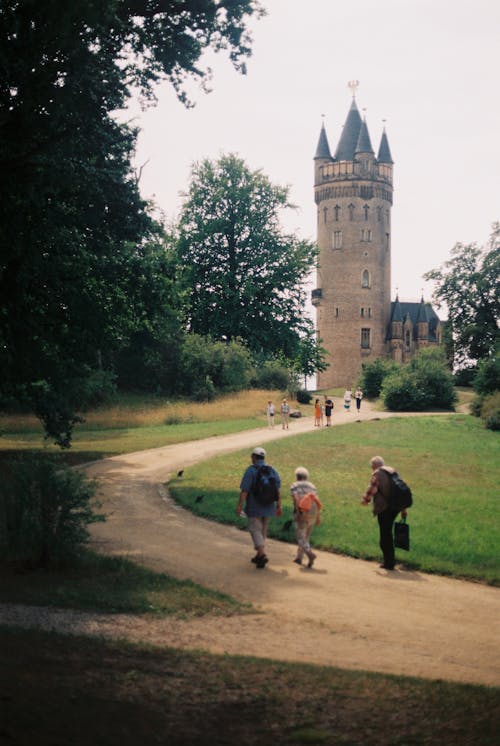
[481,391,500,431]
[296,389,312,404]
[0,454,104,568]
[381,370,427,410]
[251,360,289,390]
[359,358,398,398]
[473,356,500,396]
[454,366,477,387]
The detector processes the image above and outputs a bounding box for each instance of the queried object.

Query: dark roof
[388,301,441,342]
[377,129,393,164]
[355,118,374,154]
[334,99,363,161]
[314,123,333,160]
[390,296,403,322]
[416,298,429,323]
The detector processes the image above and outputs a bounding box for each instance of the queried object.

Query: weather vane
[348,80,359,98]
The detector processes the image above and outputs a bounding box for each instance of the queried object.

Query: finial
[348,79,359,98]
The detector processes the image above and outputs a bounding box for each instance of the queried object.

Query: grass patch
[0,550,248,618]
[169,415,500,584]
[1,627,499,746]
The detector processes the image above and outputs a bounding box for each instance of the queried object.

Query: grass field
[169,414,500,585]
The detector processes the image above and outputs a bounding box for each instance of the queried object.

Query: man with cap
[236,447,282,568]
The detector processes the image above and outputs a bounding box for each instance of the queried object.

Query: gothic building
[312,89,441,389]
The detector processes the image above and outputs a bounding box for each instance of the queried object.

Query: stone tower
[312,88,394,389]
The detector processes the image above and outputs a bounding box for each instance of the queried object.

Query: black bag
[253,464,279,505]
[382,468,413,512]
[394,519,410,551]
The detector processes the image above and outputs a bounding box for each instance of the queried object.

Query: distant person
[236,447,282,568]
[290,466,322,568]
[361,455,408,570]
[280,398,290,429]
[343,388,352,411]
[324,396,334,426]
[266,400,275,428]
[314,398,322,427]
[320,399,325,427]
[355,387,363,412]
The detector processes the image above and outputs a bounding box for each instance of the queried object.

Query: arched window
[361,269,370,288]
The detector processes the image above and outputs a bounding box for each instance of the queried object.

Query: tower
[312,84,394,388]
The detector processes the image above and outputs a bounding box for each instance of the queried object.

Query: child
[314,398,321,427]
[290,466,322,568]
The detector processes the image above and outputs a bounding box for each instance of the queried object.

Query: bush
[454,366,477,387]
[381,370,427,410]
[296,389,313,404]
[480,391,500,431]
[0,454,104,568]
[251,360,289,390]
[177,335,253,399]
[359,358,398,398]
[381,350,457,411]
[473,356,500,396]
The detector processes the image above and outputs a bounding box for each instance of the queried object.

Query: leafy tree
[424,223,500,369]
[381,349,456,411]
[359,358,398,398]
[473,355,500,396]
[0,1,261,444]
[176,154,319,360]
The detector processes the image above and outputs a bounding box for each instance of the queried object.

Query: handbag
[394,518,410,551]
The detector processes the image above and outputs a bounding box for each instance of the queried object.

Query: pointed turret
[314,123,332,160]
[355,118,374,154]
[377,128,393,164]
[334,99,362,161]
[391,295,403,322]
[416,296,429,323]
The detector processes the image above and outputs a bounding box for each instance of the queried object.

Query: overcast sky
[127,0,500,309]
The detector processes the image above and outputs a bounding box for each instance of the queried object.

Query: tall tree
[424,223,500,369]
[0,1,261,444]
[176,153,319,360]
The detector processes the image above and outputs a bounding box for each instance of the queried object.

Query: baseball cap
[252,447,266,458]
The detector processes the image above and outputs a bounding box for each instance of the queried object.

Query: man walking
[236,447,282,568]
[361,456,408,570]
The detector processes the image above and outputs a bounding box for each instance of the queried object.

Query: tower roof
[377,128,393,164]
[390,295,403,322]
[334,99,363,161]
[314,122,332,160]
[355,118,374,154]
[416,296,429,323]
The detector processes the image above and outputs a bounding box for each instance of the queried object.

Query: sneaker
[307,552,317,569]
[293,557,302,565]
[256,555,268,569]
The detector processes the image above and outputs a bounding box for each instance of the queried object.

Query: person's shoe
[256,555,268,568]
[379,563,395,570]
[251,555,258,563]
[293,557,302,565]
[307,552,317,568]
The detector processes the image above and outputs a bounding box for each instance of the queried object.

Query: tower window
[361,328,371,349]
[363,204,369,220]
[348,203,355,220]
[360,229,372,242]
[361,270,370,288]
[335,307,339,317]
[333,230,342,249]
[377,205,382,222]
[323,207,328,224]
[334,204,340,221]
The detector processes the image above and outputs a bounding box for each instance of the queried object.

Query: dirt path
[4,402,499,686]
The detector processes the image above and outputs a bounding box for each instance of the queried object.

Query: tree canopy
[176,153,320,360]
[424,223,500,369]
[0,1,261,443]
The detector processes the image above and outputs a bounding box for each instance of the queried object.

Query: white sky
[128,0,500,309]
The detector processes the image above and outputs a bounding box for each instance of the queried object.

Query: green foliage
[359,358,398,398]
[424,222,500,368]
[251,359,289,390]
[176,153,318,360]
[454,365,477,387]
[381,349,457,411]
[473,354,500,395]
[0,453,104,567]
[296,389,313,404]
[0,1,260,445]
[479,391,500,431]
[176,335,253,400]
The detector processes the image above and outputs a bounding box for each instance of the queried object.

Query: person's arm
[361,472,378,505]
[275,488,282,517]
[236,490,248,516]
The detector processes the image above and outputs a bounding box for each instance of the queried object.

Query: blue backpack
[253,464,279,505]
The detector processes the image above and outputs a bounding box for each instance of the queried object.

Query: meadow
[168,414,500,585]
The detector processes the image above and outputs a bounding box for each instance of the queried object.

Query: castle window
[361,270,370,288]
[360,229,372,242]
[323,207,328,224]
[361,328,371,349]
[377,205,382,222]
[368,307,372,317]
[386,232,390,249]
[334,204,340,221]
[333,230,342,249]
[405,330,411,350]
[348,203,355,220]
[363,204,369,220]
[335,307,339,317]
[360,308,364,317]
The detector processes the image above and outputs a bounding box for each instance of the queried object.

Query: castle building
[312,87,441,389]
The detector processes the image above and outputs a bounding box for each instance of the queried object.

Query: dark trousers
[377,508,399,568]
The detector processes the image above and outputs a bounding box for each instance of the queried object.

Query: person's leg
[377,509,398,569]
[248,516,270,567]
[294,520,307,563]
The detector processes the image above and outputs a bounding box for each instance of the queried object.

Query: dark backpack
[253,464,279,505]
[381,468,413,512]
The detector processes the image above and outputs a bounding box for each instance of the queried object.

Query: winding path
[2,402,499,686]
